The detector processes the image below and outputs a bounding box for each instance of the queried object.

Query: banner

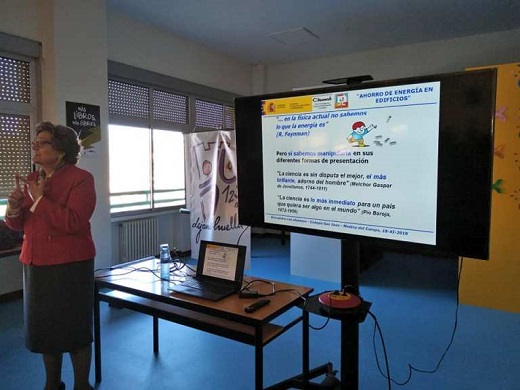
[65,101,101,156]
[185,131,251,267]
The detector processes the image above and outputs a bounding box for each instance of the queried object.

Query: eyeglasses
[32,138,53,148]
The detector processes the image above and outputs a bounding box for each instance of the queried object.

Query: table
[0,244,21,259]
[93,257,314,390]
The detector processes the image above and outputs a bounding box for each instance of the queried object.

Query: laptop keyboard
[183,278,231,293]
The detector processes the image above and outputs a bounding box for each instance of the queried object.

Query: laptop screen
[198,240,246,283]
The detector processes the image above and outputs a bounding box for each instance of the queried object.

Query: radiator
[119,218,159,262]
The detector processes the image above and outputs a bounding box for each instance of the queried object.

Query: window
[107,67,236,215]
[0,54,36,219]
[152,129,185,208]
[108,79,188,214]
[108,125,185,213]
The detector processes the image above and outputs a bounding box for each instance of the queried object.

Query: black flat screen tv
[234,69,496,260]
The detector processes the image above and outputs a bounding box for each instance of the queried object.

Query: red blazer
[5,164,96,266]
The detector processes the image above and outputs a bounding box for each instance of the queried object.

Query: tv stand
[313,239,370,390]
[337,239,365,389]
[269,239,371,390]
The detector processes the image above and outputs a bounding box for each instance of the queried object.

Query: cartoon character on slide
[348,121,377,147]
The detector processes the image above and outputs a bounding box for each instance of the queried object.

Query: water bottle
[159,243,171,281]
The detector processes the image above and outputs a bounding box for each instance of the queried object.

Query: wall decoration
[66,101,101,155]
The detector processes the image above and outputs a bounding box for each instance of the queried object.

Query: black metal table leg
[255,325,264,390]
[94,284,102,382]
[153,316,159,354]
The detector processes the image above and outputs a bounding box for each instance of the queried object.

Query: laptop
[170,240,247,301]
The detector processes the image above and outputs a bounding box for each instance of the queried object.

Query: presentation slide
[261,81,440,244]
[202,244,239,280]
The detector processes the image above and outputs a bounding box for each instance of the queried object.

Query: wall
[264,29,520,93]
[106,12,253,97]
[290,234,341,283]
[0,0,40,41]
[110,212,192,263]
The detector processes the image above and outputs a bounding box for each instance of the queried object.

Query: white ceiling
[107,0,520,65]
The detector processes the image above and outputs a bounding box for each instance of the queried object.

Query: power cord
[95,256,193,282]
[371,257,462,387]
[239,279,305,301]
[239,279,275,297]
[236,226,250,245]
[365,309,392,390]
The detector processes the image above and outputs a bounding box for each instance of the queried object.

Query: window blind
[108,80,149,119]
[0,114,31,197]
[0,55,33,198]
[152,89,188,124]
[0,56,31,103]
[108,62,238,132]
[195,98,224,129]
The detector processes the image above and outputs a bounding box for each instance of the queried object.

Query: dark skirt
[23,259,94,353]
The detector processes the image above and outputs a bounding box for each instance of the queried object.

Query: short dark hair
[35,121,82,165]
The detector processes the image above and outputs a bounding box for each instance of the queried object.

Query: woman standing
[5,122,96,390]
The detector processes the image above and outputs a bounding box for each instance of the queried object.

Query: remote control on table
[244,299,271,313]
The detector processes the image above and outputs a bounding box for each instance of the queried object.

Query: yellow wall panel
[460,62,520,313]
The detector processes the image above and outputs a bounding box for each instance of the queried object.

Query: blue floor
[1,236,519,389]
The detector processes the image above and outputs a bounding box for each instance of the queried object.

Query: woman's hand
[7,175,26,210]
[19,175,45,201]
